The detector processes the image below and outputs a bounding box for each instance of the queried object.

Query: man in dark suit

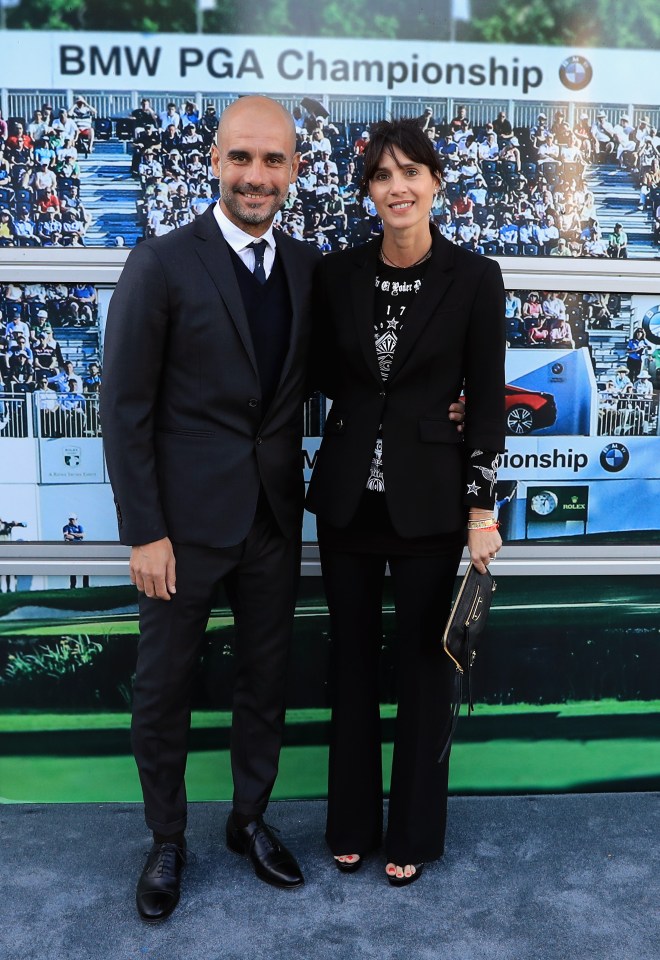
[101,96,320,921]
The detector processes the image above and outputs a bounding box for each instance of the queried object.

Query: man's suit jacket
[101,205,320,548]
[306,226,506,538]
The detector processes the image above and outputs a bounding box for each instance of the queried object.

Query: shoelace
[153,843,183,876]
[250,822,280,855]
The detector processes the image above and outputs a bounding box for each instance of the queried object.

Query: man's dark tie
[249,240,267,284]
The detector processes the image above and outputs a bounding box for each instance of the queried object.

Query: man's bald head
[212,95,300,236]
[217,96,297,154]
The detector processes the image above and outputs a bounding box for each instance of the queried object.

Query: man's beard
[220,184,284,226]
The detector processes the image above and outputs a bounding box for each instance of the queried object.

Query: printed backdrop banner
[2,31,656,102]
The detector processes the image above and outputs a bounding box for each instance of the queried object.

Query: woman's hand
[467,526,502,574]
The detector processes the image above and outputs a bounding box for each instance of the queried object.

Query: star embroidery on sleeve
[466,481,481,495]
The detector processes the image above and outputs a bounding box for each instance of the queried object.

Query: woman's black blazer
[306,226,506,538]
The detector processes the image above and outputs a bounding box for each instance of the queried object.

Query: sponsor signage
[39,439,105,484]
[526,485,589,523]
[497,436,660,481]
[2,31,656,102]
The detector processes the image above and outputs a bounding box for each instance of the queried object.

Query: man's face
[212,98,299,236]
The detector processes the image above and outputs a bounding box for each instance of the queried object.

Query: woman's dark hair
[359,118,443,198]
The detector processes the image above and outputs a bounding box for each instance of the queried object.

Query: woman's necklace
[379,245,432,269]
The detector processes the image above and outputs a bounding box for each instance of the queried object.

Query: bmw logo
[600,442,630,473]
[559,55,593,91]
[551,363,564,375]
[642,304,660,344]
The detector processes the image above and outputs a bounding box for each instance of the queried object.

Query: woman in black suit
[307,119,506,886]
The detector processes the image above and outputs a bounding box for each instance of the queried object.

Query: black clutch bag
[438,562,497,762]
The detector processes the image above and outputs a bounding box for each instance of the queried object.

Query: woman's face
[368,146,440,234]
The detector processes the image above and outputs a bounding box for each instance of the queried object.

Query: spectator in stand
[51,110,79,149]
[12,208,38,246]
[505,291,522,320]
[0,109,7,142]
[70,96,97,154]
[608,223,628,258]
[0,209,13,245]
[537,133,560,166]
[56,145,80,182]
[180,123,205,154]
[33,160,58,200]
[138,149,164,184]
[62,208,86,246]
[38,186,61,215]
[492,109,514,142]
[548,315,575,348]
[550,237,573,257]
[530,113,549,147]
[591,112,616,158]
[500,138,521,171]
[69,283,97,321]
[62,183,90,226]
[132,123,161,175]
[34,371,60,436]
[449,104,468,133]
[353,130,370,154]
[578,190,598,227]
[8,135,33,188]
[573,115,594,160]
[6,122,33,150]
[499,213,519,248]
[33,135,56,168]
[37,208,62,246]
[9,332,33,363]
[159,102,181,130]
[583,225,609,258]
[626,327,651,380]
[27,110,47,144]
[199,103,218,146]
[457,211,480,246]
[83,361,101,393]
[132,98,159,129]
[8,350,34,391]
[180,101,199,127]
[311,126,332,155]
[451,193,474,221]
[612,115,636,167]
[633,116,652,152]
[33,328,64,376]
[437,210,456,242]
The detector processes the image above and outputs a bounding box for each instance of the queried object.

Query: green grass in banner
[1,701,658,803]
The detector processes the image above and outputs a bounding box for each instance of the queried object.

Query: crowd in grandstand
[127,98,660,254]
[0,283,101,437]
[0,98,95,246]
[2,94,659,252]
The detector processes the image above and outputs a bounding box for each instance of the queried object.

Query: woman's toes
[386,862,396,876]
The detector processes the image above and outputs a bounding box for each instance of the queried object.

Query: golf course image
[1,576,659,803]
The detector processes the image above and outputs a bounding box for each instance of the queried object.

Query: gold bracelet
[467,518,499,530]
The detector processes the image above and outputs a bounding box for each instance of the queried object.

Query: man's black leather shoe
[136,841,186,922]
[226,814,304,888]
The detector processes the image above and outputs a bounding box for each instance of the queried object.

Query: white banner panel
[2,31,654,102]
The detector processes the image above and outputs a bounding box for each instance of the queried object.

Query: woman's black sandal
[387,863,424,887]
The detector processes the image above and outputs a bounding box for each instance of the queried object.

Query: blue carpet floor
[2,794,659,960]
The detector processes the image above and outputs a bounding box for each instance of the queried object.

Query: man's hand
[448,399,466,434]
[130,537,176,601]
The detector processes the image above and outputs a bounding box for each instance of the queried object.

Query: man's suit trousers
[131,499,300,835]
